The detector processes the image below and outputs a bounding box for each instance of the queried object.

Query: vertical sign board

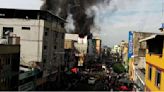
[162,23,164,28]
[128,31,133,60]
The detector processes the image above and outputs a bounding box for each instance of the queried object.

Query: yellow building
[140,34,164,91]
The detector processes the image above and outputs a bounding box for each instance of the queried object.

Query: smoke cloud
[41,0,112,37]
[65,14,75,32]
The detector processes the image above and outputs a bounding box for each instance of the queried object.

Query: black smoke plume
[41,0,110,37]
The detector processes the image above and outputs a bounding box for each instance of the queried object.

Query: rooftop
[0,8,66,23]
[139,33,164,42]
[0,44,20,54]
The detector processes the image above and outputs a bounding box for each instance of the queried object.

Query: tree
[112,63,126,74]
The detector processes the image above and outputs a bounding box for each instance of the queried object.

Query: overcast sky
[0,0,43,9]
[0,0,163,47]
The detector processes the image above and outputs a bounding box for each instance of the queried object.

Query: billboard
[128,31,133,59]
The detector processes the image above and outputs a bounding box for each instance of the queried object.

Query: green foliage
[112,63,126,74]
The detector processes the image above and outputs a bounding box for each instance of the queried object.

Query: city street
[69,77,105,91]
[1,0,162,91]
[59,55,134,91]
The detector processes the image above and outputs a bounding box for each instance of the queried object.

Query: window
[44,31,48,36]
[43,59,46,63]
[2,27,13,38]
[44,46,47,50]
[54,46,56,49]
[147,38,163,55]
[148,65,152,80]
[8,58,10,65]
[155,69,161,88]
[62,33,65,39]
[55,32,58,38]
[44,28,49,36]
[22,27,30,30]
[45,28,49,31]
[5,57,10,65]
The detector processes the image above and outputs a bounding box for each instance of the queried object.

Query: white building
[65,34,88,66]
[112,45,121,54]
[0,8,66,86]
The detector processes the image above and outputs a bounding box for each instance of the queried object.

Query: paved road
[69,78,106,91]
[69,78,94,91]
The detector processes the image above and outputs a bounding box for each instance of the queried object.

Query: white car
[88,77,96,84]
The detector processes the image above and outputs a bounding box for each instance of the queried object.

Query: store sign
[128,31,133,59]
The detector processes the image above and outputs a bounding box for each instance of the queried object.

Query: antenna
[159,0,164,32]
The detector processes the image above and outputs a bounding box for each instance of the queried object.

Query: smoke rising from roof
[41,0,113,37]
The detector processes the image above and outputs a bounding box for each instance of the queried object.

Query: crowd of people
[102,72,134,91]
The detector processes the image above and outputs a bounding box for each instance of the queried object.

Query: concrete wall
[64,40,74,49]
[0,18,44,65]
[43,20,65,76]
[0,45,20,90]
[0,17,66,84]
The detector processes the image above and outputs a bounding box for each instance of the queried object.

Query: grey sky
[0,0,43,10]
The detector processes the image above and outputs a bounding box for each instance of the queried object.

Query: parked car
[88,77,96,85]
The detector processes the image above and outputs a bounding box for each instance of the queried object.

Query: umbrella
[119,86,129,91]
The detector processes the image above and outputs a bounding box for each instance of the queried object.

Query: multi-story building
[64,34,78,71]
[74,36,88,67]
[93,36,101,57]
[64,33,88,68]
[111,45,121,62]
[0,8,66,90]
[122,42,128,71]
[87,35,94,57]
[128,31,155,91]
[140,34,164,91]
[112,45,121,54]
[0,40,20,90]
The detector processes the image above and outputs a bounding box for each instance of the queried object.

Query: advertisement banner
[128,31,133,59]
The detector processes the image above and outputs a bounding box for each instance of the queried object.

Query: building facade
[93,36,101,57]
[74,36,88,67]
[0,8,66,90]
[0,44,20,90]
[128,31,155,91]
[122,42,128,71]
[140,34,164,91]
[64,37,77,71]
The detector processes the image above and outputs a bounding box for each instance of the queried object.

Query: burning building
[41,0,111,37]
[64,33,88,67]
